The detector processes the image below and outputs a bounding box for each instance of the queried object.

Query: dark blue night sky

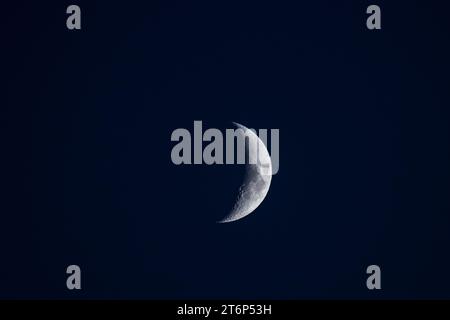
[2,1,450,299]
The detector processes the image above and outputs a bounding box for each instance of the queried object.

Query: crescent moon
[218,122,273,223]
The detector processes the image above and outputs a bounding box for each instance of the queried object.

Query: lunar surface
[218,123,272,223]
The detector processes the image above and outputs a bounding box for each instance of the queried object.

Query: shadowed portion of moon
[218,123,272,223]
